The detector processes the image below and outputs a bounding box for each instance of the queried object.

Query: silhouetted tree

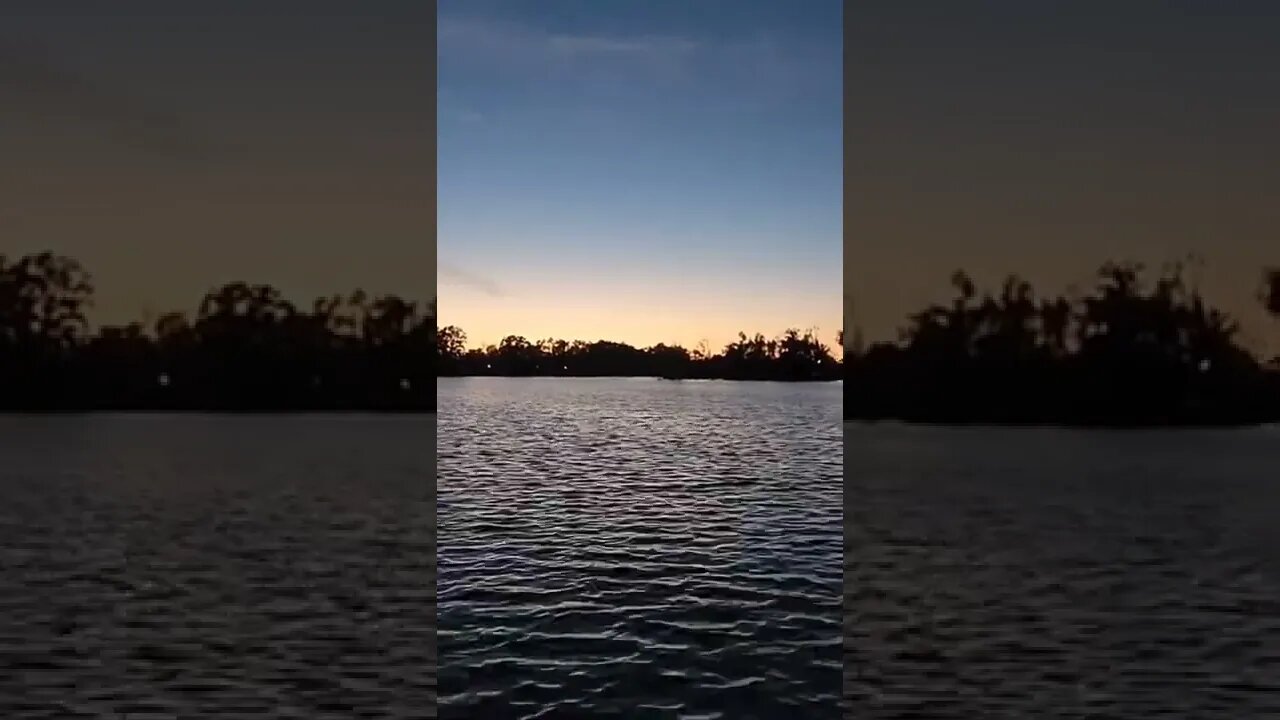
[0,252,94,408]
[0,252,433,411]
[847,259,1280,426]
[432,325,841,381]
[1262,268,1280,318]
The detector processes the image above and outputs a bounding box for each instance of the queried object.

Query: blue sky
[437,0,843,351]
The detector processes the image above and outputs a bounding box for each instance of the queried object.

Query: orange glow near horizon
[439,282,843,357]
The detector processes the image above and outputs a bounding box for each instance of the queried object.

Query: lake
[8,397,1259,716]
[0,415,435,719]
[437,377,844,718]
[846,423,1280,717]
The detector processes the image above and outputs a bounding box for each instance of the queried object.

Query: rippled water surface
[0,415,435,719]
[847,424,1280,718]
[438,378,844,718]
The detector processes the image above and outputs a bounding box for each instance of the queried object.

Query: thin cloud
[438,87,490,127]
[439,15,700,73]
[440,262,505,297]
[546,33,700,60]
[438,14,836,106]
[449,106,488,126]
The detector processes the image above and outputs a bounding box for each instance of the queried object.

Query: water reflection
[0,415,435,719]
[438,378,843,717]
[845,424,1280,718]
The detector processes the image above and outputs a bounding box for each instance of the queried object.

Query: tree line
[436,326,842,381]
[845,260,1280,426]
[0,252,434,411]
[0,251,842,411]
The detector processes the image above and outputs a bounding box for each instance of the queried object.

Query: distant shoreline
[844,261,1280,430]
[436,328,843,382]
[438,374,841,382]
[1,252,433,414]
[843,415,1274,429]
[0,408,437,415]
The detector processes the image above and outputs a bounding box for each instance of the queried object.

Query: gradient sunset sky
[438,0,842,352]
[2,2,433,326]
[849,2,1280,354]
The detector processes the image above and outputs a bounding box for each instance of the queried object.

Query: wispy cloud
[440,262,505,297]
[438,14,837,108]
[437,86,490,127]
[545,33,701,61]
[439,15,700,70]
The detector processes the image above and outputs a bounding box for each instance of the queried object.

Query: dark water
[0,415,435,719]
[437,378,844,718]
[846,423,1280,718]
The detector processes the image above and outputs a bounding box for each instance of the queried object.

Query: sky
[848,1,1280,354]
[1,2,434,327]
[438,0,843,353]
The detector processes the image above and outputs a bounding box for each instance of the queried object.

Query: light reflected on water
[845,423,1280,717]
[438,377,843,717]
[0,415,435,718]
